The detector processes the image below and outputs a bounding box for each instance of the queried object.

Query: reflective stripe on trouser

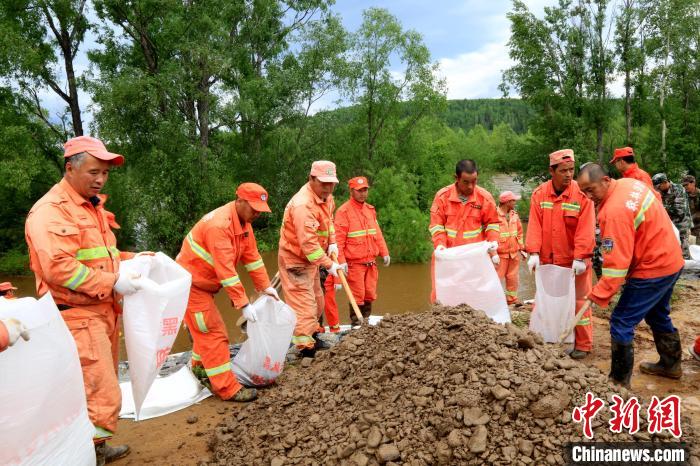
[61,306,121,438]
[183,286,241,400]
[323,273,340,331]
[574,265,593,352]
[278,256,324,350]
[345,262,379,306]
[496,255,520,304]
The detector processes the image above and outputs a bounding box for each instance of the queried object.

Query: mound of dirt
[206,305,699,465]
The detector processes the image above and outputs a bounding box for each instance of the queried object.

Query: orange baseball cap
[498,191,521,203]
[0,282,17,292]
[64,136,124,166]
[348,176,369,190]
[549,149,574,166]
[610,146,634,163]
[310,160,338,183]
[236,183,271,213]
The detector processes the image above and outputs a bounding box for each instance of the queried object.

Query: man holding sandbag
[526,149,596,360]
[578,164,685,387]
[177,183,278,402]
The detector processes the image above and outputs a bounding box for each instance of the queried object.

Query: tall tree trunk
[64,44,83,136]
[625,67,632,143]
[660,35,669,168]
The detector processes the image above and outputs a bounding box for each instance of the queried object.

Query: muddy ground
[112,279,700,465]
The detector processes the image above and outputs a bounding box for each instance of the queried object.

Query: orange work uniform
[622,164,661,201]
[428,184,500,303]
[278,183,335,350]
[176,202,270,400]
[25,178,134,441]
[322,272,340,332]
[589,179,685,307]
[335,198,389,316]
[526,180,596,351]
[496,206,524,304]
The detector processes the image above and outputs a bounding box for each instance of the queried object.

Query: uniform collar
[622,163,639,177]
[305,182,328,205]
[546,180,573,199]
[59,178,108,207]
[230,203,245,235]
[349,197,365,209]
[449,184,481,203]
[600,179,617,207]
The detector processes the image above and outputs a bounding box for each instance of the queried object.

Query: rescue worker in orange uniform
[429,159,500,303]
[279,161,346,358]
[335,176,390,326]
[25,136,152,464]
[691,336,700,362]
[176,183,276,402]
[0,318,30,352]
[578,163,685,386]
[495,191,526,305]
[526,149,595,360]
[0,282,18,298]
[609,146,661,201]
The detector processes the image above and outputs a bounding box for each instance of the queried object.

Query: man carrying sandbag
[495,191,525,305]
[578,164,685,387]
[279,161,346,358]
[428,159,500,303]
[25,136,153,464]
[177,183,277,402]
[526,149,595,360]
[334,176,390,326]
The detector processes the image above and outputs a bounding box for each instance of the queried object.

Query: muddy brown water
[1,250,536,359]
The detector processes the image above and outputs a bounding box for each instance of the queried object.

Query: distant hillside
[442,98,535,134]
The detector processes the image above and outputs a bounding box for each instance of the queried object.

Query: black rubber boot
[95,442,130,465]
[362,302,372,320]
[350,303,360,326]
[639,331,683,379]
[299,346,317,358]
[609,339,634,388]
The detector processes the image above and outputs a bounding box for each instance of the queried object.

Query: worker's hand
[491,255,501,265]
[327,243,339,257]
[527,254,539,273]
[1,318,30,346]
[242,304,257,323]
[328,262,348,277]
[572,259,587,276]
[434,245,447,253]
[114,272,141,295]
[383,256,391,267]
[520,250,527,260]
[487,241,499,253]
[262,286,280,301]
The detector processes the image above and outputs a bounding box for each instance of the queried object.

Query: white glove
[327,243,339,257]
[487,241,499,253]
[383,256,391,267]
[328,262,348,277]
[572,259,587,276]
[527,254,539,273]
[491,255,501,265]
[263,286,280,300]
[435,245,446,252]
[114,272,141,295]
[1,318,30,346]
[334,283,342,291]
[242,304,257,323]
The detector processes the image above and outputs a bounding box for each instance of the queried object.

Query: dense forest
[0,0,698,272]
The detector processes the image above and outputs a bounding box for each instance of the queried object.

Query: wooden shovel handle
[559,300,592,343]
[331,253,364,325]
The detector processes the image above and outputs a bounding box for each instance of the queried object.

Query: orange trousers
[279,256,324,350]
[184,286,242,400]
[61,306,121,441]
[574,266,593,352]
[694,335,700,354]
[345,262,379,306]
[323,274,340,332]
[496,255,520,304]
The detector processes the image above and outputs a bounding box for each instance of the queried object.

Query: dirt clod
[186,415,198,424]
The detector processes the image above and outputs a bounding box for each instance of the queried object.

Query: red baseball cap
[310,161,338,183]
[236,183,271,213]
[549,149,575,166]
[610,146,634,163]
[0,282,17,292]
[64,136,124,166]
[348,176,369,190]
[498,191,521,203]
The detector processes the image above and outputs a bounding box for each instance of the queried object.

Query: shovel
[331,252,364,325]
[558,300,592,343]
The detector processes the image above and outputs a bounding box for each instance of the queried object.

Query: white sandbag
[434,242,511,324]
[690,244,700,261]
[0,294,95,466]
[233,296,296,387]
[685,245,700,271]
[529,264,576,343]
[120,252,192,420]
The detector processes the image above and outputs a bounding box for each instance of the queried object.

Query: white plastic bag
[529,264,576,343]
[233,295,296,387]
[434,241,511,324]
[0,294,95,466]
[120,252,192,420]
[685,244,700,271]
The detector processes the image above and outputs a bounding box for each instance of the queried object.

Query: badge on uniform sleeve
[601,237,614,254]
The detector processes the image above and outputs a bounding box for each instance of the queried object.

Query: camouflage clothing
[592,222,602,279]
[688,189,700,238]
[660,182,692,258]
